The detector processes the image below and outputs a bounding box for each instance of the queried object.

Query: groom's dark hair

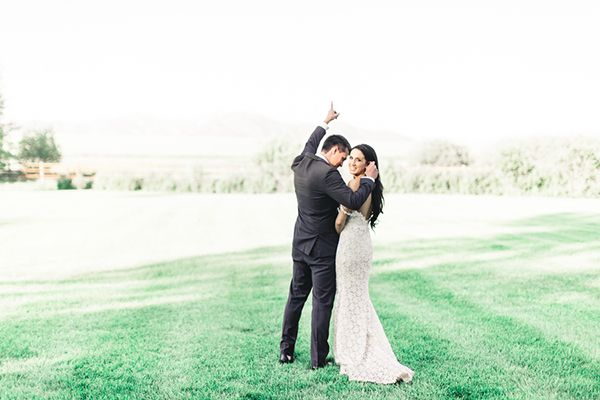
[322,135,351,154]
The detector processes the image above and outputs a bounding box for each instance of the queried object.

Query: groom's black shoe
[279,351,294,364]
[311,359,334,370]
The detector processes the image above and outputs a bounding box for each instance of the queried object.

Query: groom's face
[330,146,348,168]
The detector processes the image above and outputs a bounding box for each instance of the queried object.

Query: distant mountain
[41,113,418,161]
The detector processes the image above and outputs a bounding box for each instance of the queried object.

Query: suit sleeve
[323,169,375,210]
[300,126,327,156]
[291,126,327,169]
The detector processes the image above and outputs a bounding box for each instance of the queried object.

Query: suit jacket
[291,126,375,257]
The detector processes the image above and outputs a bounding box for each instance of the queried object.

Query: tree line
[2,88,599,196]
[0,92,62,179]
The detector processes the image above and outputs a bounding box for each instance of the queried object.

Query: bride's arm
[335,178,360,234]
[335,205,351,234]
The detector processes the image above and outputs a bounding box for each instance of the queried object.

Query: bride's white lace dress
[333,210,414,384]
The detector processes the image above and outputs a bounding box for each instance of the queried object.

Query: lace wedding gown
[333,210,414,384]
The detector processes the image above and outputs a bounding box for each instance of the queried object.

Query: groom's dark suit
[280,125,375,368]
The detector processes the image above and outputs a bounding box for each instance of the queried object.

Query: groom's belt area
[294,230,338,240]
[293,234,339,257]
[294,219,337,236]
[296,214,337,230]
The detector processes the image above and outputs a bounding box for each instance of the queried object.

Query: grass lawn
[1,212,599,399]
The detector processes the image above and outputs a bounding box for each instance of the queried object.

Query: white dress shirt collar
[316,152,330,165]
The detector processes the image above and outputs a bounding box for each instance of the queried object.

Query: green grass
[1,213,600,399]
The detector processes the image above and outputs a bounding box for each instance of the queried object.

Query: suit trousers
[280,245,336,367]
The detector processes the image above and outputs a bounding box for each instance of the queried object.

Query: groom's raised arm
[299,124,328,157]
[294,102,340,160]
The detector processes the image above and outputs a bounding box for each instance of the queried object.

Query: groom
[279,103,379,369]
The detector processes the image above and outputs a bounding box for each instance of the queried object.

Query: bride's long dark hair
[352,144,384,229]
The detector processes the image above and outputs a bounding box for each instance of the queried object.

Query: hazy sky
[1,0,599,144]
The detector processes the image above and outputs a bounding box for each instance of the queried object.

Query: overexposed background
[1,0,600,164]
[2,1,600,280]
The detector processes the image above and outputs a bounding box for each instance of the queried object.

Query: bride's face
[348,149,367,176]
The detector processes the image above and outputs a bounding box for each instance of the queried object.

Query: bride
[333,144,414,384]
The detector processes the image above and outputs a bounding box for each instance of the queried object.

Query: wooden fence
[20,162,95,181]
[22,162,63,180]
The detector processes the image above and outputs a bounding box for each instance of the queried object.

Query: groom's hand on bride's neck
[365,162,379,180]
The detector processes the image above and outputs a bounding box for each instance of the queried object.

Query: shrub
[499,147,536,190]
[0,170,25,183]
[254,139,298,192]
[419,140,472,166]
[57,176,75,190]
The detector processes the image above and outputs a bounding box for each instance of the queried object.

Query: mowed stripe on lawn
[1,214,599,399]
